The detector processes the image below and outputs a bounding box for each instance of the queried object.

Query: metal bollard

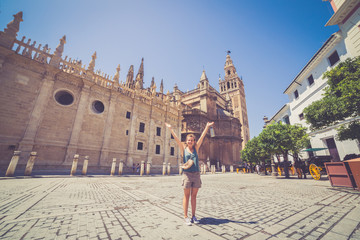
[146,162,151,175]
[167,163,171,176]
[5,151,21,177]
[110,158,117,176]
[118,160,123,175]
[82,156,89,175]
[140,160,144,176]
[24,152,37,176]
[70,154,79,176]
[162,162,166,175]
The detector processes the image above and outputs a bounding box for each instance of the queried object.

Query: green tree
[241,137,271,175]
[303,56,360,141]
[258,122,309,178]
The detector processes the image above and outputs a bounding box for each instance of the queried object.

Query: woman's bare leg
[190,188,199,217]
[183,188,191,218]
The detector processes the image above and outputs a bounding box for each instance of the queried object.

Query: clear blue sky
[0,0,338,138]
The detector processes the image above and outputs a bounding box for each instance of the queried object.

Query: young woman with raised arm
[165,121,214,226]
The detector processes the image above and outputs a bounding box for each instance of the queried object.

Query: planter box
[344,158,360,191]
[324,162,355,188]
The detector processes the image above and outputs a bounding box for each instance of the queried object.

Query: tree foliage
[242,122,309,178]
[303,56,360,141]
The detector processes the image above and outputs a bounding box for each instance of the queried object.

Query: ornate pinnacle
[160,79,164,93]
[113,64,120,83]
[4,11,23,37]
[87,51,97,72]
[54,35,66,57]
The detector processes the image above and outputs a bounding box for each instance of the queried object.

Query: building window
[294,90,299,99]
[126,111,131,119]
[137,142,143,150]
[299,113,304,120]
[139,122,145,133]
[156,127,161,136]
[92,100,105,114]
[156,145,160,154]
[170,147,175,156]
[283,115,290,125]
[307,75,314,86]
[54,90,74,106]
[328,51,340,66]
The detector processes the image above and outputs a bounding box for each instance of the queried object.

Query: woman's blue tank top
[183,147,200,172]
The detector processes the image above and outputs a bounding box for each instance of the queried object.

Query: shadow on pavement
[328,187,360,195]
[199,217,257,225]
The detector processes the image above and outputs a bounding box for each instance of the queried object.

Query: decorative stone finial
[160,79,164,94]
[135,58,144,88]
[4,12,23,37]
[150,76,155,88]
[54,35,66,57]
[151,82,157,97]
[87,51,97,72]
[126,65,134,88]
[0,12,23,49]
[113,64,120,83]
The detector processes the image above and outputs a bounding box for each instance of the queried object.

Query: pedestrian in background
[165,121,214,226]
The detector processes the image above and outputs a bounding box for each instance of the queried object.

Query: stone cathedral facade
[0,12,249,174]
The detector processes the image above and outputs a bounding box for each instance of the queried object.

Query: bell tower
[219,51,250,149]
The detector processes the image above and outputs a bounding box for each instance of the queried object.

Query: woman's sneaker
[184,217,192,226]
[191,216,199,224]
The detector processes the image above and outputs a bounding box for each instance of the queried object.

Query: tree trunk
[262,160,267,175]
[283,152,290,178]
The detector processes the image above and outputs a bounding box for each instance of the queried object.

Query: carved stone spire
[87,51,97,72]
[113,64,120,83]
[54,35,66,57]
[0,11,23,49]
[126,65,134,89]
[151,81,157,97]
[150,76,155,88]
[4,12,23,37]
[160,79,164,94]
[135,58,144,89]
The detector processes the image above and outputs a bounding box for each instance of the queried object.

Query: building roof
[283,32,342,94]
[325,0,360,26]
[268,104,290,124]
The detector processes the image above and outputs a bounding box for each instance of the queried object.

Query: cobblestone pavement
[0,173,359,240]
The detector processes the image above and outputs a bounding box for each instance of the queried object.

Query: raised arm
[196,122,214,151]
[165,123,184,153]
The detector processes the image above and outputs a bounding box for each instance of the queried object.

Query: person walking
[165,121,214,226]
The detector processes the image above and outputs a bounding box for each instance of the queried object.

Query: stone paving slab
[0,173,359,239]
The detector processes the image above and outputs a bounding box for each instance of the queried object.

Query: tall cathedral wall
[0,46,182,174]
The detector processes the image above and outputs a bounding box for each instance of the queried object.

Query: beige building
[0,12,247,174]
